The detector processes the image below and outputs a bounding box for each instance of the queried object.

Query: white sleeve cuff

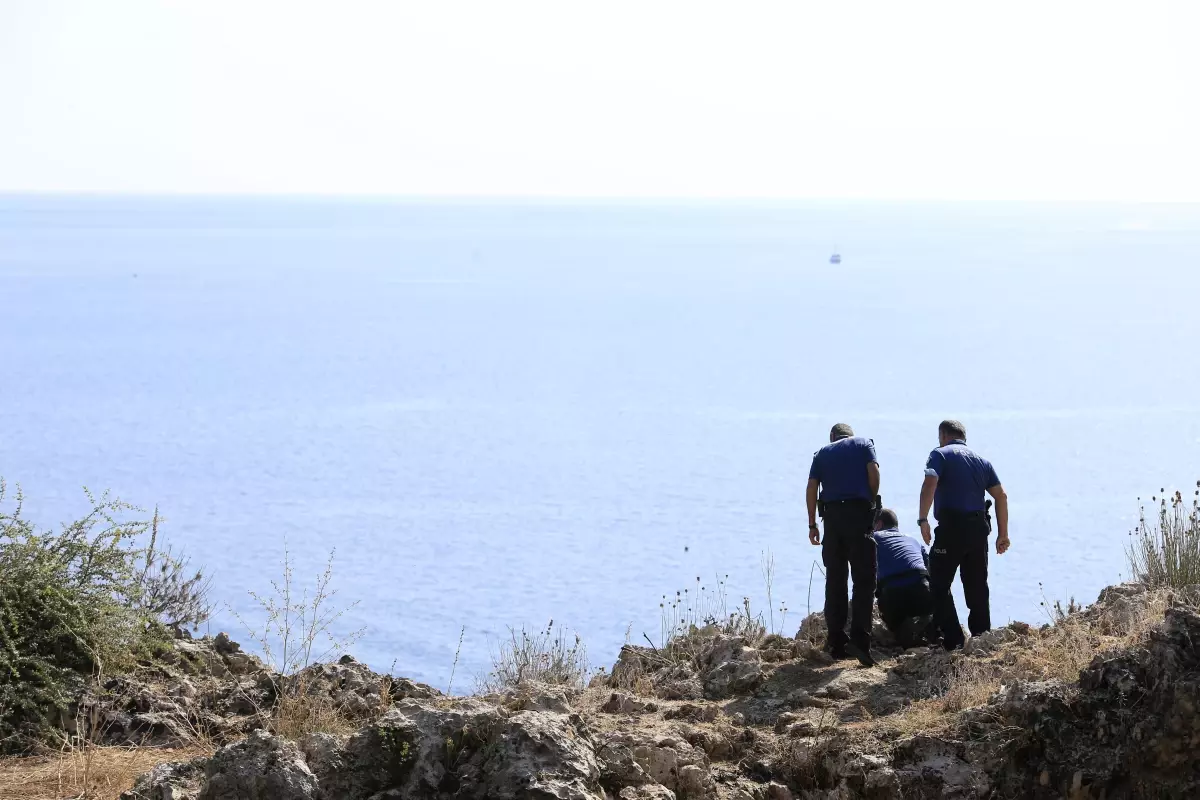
[924,468,939,477]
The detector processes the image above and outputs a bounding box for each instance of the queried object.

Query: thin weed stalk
[231,545,366,675]
[447,625,466,695]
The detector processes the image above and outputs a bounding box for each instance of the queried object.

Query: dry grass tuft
[885,696,957,737]
[272,690,360,740]
[774,712,868,789]
[882,588,1172,736]
[656,574,772,658]
[1127,487,1200,589]
[605,656,644,694]
[271,672,394,740]
[1009,589,1169,683]
[479,621,589,693]
[0,744,210,800]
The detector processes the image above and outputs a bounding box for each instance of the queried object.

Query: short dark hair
[939,419,966,440]
[877,508,898,529]
[830,423,854,441]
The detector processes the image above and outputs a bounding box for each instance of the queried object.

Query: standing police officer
[918,420,1010,650]
[807,423,880,666]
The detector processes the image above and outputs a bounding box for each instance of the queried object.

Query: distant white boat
[829,252,841,265]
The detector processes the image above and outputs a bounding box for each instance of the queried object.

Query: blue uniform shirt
[809,436,878,501]
[872,528,929,587]
[925,439,1000,519]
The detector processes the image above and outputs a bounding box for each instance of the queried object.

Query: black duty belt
[817,496,874,518]
[938,500,993,523]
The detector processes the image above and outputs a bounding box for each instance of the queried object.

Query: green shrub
[0,481,210,753]
[1126,485,1200,590]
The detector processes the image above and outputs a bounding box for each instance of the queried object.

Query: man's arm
[987,483,1009,554]
[806,479,820,545]
[918,475,937,544]
[866,461,880,499]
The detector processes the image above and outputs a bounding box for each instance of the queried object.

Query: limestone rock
[784,689,830,709]
[595,731,655,789]
[596,730,712,798]
[198,731,319,800]
[773,712,804,734]
[795,612,827,646]
[791,640,834,664]
[962,627,1017,656]
[764,782,793,800]
[121,760,205,800]
[317,698,497,799]
[287,660,440,723]
[697,636,765,700]
[890,736,991,799]
[500,681,580,713]
[813,684,852,701]
[602,691,655,714]
[676,764,710,798]
[663,703,718,723]
[470,709,602,799]
[619,786,677,800]
[297,733,343,787]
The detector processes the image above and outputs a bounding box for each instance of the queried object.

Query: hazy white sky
[2,1,1197,200]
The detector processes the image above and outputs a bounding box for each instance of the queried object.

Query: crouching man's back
[872,508,934,648]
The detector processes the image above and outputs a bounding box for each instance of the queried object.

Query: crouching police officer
[918,420,1010,650]
[871,508,935,648]
[806,423,880,667]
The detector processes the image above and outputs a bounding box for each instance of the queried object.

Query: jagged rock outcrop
[285,654,441,722]
[81,636,440,748]
[126,695,608,800]
[199,731,320,800]
[980,599,1200,797]
[120,584,1200,800]
[123,759,207,800]
[76,634,276,747]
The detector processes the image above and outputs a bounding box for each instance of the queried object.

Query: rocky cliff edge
[115,583,1200,800]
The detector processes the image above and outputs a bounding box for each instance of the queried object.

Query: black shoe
[829,645,852,661]
[900,614,934,648]
[844,641,876,668]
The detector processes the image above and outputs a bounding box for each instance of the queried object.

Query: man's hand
[918,475,937,547]
[808,524,821,546]
[987,484,1009,555]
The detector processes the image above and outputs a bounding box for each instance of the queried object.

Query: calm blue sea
[3,196,1199,687]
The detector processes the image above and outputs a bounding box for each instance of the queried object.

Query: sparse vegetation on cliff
[230,546,365,678]
[0,481,210,754]
[479,621,589,693]
[1127,483,1200,588]
[8,483,1200,798]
